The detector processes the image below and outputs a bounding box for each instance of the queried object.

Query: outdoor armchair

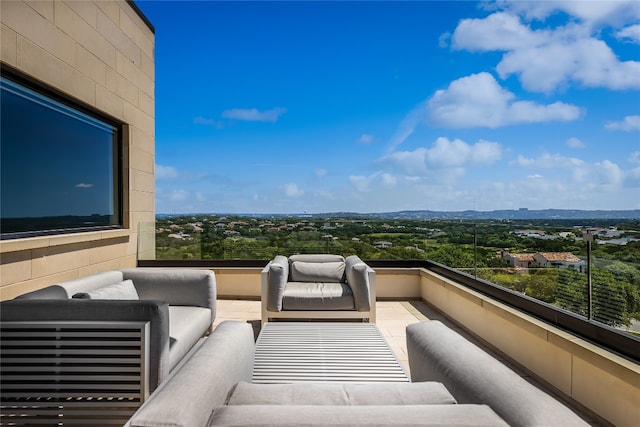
[261,254,376,323]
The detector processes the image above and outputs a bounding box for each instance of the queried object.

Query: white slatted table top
[252,322,409,383]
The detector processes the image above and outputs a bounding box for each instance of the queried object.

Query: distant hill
[158,209,640,220]
[362,209,640,220]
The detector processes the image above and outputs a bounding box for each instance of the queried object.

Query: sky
[137,0,640,214]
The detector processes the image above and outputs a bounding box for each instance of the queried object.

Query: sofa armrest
[406,321,589,427]
[262,255,289,311]
[126,321,255,427]
[121,268,216,325]
[345,255,374,312]
[0,299,171,392]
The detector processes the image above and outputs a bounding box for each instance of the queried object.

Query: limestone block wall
[0,0,155,299]
[420,268,640,427]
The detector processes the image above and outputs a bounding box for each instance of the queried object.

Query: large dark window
[1,73,122,239]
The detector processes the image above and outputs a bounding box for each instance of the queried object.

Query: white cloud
[349,175,372,192]
[193,116,221,126]
[516,153,585,169]
[527,174,544,179]
[496,0,640,28]
[497,38,640,92]
[381,173,397,187]
[566,137,586,149]
[604,115,640,131]
[515,153,638,190]
[617,24,640,43]
[317,190,335,200]
[630,152,640,165]
[75,183,93,188]
[625,167,640,187]
[221,107,287,122]
[282,183,304,197]
[379,137,501,182]
[427,137,502,167]
[594,160,624,186]
[315,168,328,178]
[156,164,179,180]
[451,9,640,93]
[359,134,373,144]
[452,12,549,51]
[438,32,451,48]
[168,190,189,202]
[428,73,581,128]
[382,149,428,175]
[386,101,427,152]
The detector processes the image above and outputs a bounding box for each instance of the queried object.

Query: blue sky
[137,1,640,214]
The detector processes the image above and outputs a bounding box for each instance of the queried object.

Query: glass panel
[140,215,640,339]
[0,76,121,238]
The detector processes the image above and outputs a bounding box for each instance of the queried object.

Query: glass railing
[138,215,640,337]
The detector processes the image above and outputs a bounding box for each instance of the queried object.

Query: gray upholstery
[265,255,289,311]
[16,270,125,299]
[0,299,170,390]
[122,268,217,326]
[4,268,216,392]
[128,321,255,427]
[290,260,345,282]
[406,321,589,427]
[289,254,346,263]
[228,381,457,406]
[282,282,355,310]
[168,306,213,371]
[72,279,139,300]
[345,254,371,311]
[262,254,375,322]
[209,404,509,427]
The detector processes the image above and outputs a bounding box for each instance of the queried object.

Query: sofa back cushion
[228,381,457,406]
[73,279,139,300]
[290,261,345,282]
[289,254,345,264]
[59,270,125,298]
[15,270,125,300]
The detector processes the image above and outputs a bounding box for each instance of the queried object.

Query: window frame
[0,66,125,240]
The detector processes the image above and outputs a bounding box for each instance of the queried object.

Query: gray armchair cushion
[266,255,289,311]
[345,255,371,311]
[406,321,589,427]
[282,282,355,310]
[289,254,345,264]
[290,261,345,282]
[72,279,139,300]
[228,381,457,405]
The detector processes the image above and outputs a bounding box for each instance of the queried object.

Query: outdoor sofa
[0,268,216,395]
[261,254,376,324]
[125,320,589,427]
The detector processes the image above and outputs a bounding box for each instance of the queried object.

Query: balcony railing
[137,217,640,361]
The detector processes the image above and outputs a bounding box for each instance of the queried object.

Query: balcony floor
[212,300,426,372]
[212,298,604,426]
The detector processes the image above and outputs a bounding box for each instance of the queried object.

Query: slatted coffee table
[252,322,409,383]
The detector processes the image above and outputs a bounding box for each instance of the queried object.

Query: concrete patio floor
[211,299,428,374]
